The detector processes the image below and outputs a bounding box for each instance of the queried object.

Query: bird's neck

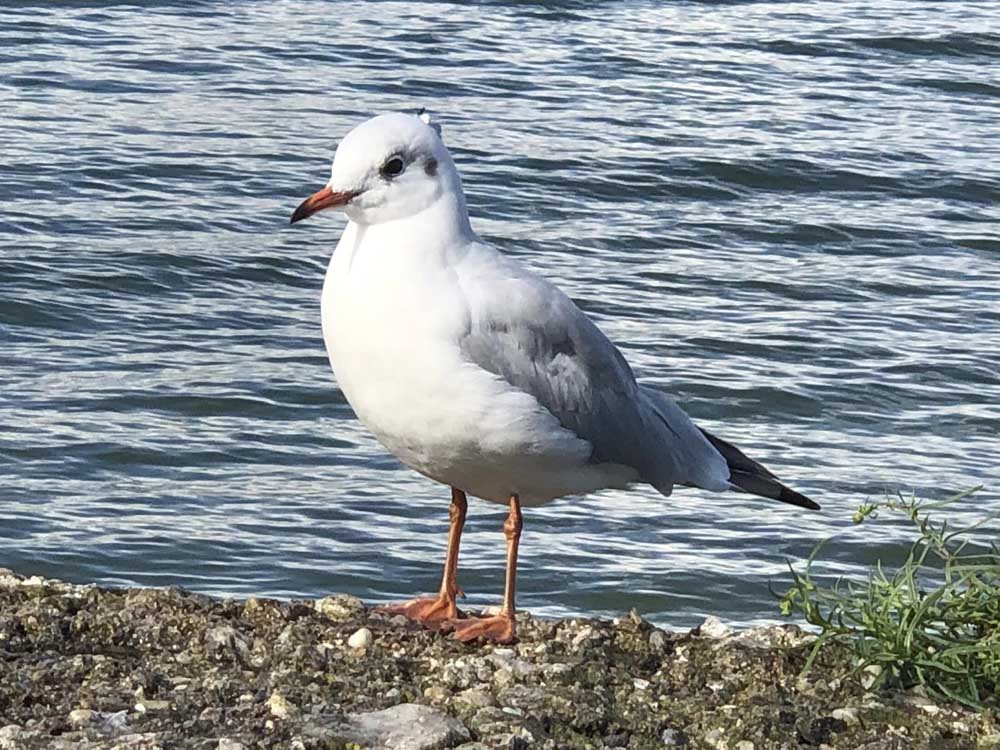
[341,189,475,274]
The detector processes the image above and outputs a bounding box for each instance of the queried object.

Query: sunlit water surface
[2,1,998,628]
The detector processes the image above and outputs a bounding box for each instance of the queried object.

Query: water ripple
[1,0,997,628]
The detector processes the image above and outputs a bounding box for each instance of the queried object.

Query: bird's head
[290,111,458,227]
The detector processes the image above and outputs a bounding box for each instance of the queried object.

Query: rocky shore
[0,569,996,750]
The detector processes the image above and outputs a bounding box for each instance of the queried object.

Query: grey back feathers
[456,255,730,496]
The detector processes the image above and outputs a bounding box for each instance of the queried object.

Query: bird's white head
[290,112,464,228]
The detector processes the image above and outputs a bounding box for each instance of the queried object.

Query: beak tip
[289,185,353,227]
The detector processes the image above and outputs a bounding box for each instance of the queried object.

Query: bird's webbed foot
[442,612,517,644]
[376,592,464,626]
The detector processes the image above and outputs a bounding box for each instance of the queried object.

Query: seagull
[290,112,819,644]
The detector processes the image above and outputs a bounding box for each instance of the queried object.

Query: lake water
[2,1,998,629]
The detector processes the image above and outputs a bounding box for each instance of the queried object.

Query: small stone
[314,594,365,622]
[98,711,130,735]
[347,626,373,649]
[696,615,731,639]
[203,625,251,663]
[424,685,449,703]
[0,726,29,750]
[704,728,726,749]
[493,669,516,690]
[243,596,282,620]
[735,742,755,750]
[217,740,246,750]
[491,648,515,662]
[950,720,972,735]
[632,678,650,691]
[95,732,159,748]
[68,709,95,726]
[649,629,669,651]
[266,692,295,720]
[339,703,471,750]
[276,624,295,645]
[454,688,495,709]
[860,664,882,689]
[831,707,859,727]
[199,707,222,723]
[661,727,688,747]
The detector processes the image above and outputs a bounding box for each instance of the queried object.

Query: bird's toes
[375,595,462,626]
[444,613,517,645]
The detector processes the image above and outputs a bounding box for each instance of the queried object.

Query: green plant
[777,487,999,708]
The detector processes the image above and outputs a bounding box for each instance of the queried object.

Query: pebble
[493,668,516,690]
[453,688,495,709]
[314,594,365,622]
[217,740,246,750]
[266,692,295,720]
[860,664,882,689]
[203,625,251,662]
[648,629,669,651]
[339,703,471,749]
[697,616,732,639]
[424,685,449,703]
[199,707,222,723]
[67,709,95,726]
[832,707,860,726]
[704,728,726,748]
[348,626,373,649]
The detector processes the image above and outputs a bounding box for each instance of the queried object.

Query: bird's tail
[699,428,820,511]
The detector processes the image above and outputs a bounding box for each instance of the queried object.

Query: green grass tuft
[776,487,999,709]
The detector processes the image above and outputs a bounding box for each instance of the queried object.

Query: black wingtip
[700,427,820,511]
[729,470,820,511]
[779,485,821,511]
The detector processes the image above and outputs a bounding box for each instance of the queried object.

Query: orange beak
[289,186,358,224]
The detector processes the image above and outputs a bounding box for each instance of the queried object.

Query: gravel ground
[0,569,996,750]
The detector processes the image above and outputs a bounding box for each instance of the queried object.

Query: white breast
[319,222,632,505]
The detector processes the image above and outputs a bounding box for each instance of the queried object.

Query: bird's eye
[381,156,405,179]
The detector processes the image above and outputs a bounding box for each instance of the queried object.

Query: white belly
[319,227,635,506]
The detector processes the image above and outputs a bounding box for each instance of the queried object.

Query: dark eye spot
[425,158,438,177]
[381,156,405,179]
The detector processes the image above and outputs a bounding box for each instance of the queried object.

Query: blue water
[2,1,998,628]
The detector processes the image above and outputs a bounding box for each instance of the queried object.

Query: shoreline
[1,569,996,749]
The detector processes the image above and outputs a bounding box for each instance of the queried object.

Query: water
[2,1,998,629]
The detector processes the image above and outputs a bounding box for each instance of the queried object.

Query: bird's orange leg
[445,493,522,645]
[376,487,468,626]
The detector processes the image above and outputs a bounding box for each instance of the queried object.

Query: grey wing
[456,261,729,495]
